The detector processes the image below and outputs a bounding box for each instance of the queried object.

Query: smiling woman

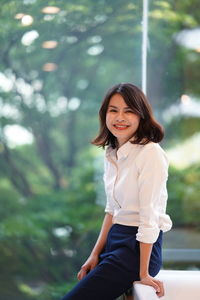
[60,83,172,299]
[106,94,140,148]
[92,83,164,149]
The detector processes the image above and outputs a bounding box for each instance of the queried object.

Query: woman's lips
[113,124,129,130]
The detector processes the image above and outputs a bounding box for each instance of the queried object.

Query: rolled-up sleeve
[104,199,114,215]
[135,144,169,243]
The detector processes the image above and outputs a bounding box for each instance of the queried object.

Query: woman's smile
[106,93,140,147]
[113,124,130,130]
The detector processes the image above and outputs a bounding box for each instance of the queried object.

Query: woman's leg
[61,263,134,300]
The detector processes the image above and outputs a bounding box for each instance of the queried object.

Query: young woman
[61,83,172,300]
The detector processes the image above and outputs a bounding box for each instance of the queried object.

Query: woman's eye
[126,110,134,113]
[109,109,117,112]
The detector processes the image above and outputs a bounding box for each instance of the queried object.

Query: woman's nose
[116,111,125,122]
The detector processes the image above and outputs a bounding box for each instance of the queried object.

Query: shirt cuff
[136,226,160,243]
[105,206,114,215]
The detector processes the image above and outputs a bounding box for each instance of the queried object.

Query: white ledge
[133,270,200,300]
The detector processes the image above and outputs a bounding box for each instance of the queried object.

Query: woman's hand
[138,274,164,298]
[77,254,99,281]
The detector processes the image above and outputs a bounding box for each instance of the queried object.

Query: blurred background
[0,0,200,299]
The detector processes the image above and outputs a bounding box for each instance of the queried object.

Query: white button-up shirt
[103,140,172,243]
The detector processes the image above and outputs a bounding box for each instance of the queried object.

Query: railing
[134,270,200,300]
[163,248,200,263]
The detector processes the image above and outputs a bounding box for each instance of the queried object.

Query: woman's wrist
[139,271,149,279]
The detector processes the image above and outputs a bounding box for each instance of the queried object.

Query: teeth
[114,125,128,128]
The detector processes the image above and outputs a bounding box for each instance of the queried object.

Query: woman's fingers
[139,276,165,298]
[154,279,164,297]
[77,267,88,281]
[150,279,164,297]
[77,255,99,281]
[151,282,159,292]
[77,263,97,281]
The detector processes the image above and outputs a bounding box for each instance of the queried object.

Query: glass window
[148,0,200,270]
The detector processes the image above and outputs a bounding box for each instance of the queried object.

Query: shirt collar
[106,139,136,160]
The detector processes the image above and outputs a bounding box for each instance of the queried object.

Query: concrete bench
[133,270,200,300]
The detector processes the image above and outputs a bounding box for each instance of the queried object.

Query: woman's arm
[135,145,169,296]
[90,212,113,256]
[77,213,113,280]
[135,144,169,244]
[139,242,164,297]
[139,242,153,278]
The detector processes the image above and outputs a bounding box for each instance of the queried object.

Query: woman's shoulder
[136,141,169,165]
[140,141,166,153]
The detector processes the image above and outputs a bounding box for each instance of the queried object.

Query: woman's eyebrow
[108,105,118,108]
[108,105,131,109]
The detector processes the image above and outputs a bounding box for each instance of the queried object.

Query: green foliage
[0,153,103,299]
[167,164,200,229]
[165,116,200,147]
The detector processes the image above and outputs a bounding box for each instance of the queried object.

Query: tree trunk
[1,143,33,197]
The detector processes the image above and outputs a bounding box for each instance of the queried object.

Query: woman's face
[106,93,140,148]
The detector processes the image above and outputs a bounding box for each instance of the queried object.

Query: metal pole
[142,0,149,95]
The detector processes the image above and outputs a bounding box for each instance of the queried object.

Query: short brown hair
[91,83,164,149]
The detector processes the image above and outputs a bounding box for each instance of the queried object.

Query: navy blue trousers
[61,224,163,300]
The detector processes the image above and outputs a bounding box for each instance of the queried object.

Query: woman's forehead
[109,93,127,105]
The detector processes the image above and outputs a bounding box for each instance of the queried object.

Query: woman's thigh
[61,263,134,300]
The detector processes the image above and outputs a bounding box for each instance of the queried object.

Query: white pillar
[142,0,149,95]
